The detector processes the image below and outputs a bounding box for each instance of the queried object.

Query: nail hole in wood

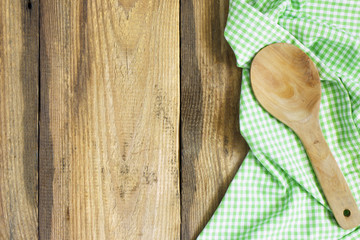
[343,209,351,217]
[27,2,32,10]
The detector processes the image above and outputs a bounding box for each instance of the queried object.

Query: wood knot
[27,1,32,10]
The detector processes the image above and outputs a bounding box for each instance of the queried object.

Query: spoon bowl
[250,43,321,130]
[250,43,360,229]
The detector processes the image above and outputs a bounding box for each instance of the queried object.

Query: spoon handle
[297,121,360,229]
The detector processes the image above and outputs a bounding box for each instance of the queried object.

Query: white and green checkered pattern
[198,0,360,239]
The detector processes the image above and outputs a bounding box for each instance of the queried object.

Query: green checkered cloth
[198,0,360,239]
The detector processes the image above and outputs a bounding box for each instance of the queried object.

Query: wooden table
[0,0,248,239]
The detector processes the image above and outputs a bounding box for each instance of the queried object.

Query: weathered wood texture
[0,0,39,239]
[39,0,180,239]
[181,0,249,239]
[0,0,249,239]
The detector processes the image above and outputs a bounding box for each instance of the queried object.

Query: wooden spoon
[250,42,360,229]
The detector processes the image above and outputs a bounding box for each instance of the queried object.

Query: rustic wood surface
[0,0,248,239]
[181,0,248,239]
[39,0,180,239]
[0,0,39,239]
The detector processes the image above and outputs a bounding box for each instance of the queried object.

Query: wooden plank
[0,0,39,239]
[180,0,249,239]
[39,0,180,239]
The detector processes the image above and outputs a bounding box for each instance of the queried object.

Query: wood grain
[181,0,249,239]
[39,0,180,239]
[250,43,360,229]
[250,43,322,127]
[0,0,39,239]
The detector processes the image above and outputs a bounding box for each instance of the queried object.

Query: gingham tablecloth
[198,0,360,239]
